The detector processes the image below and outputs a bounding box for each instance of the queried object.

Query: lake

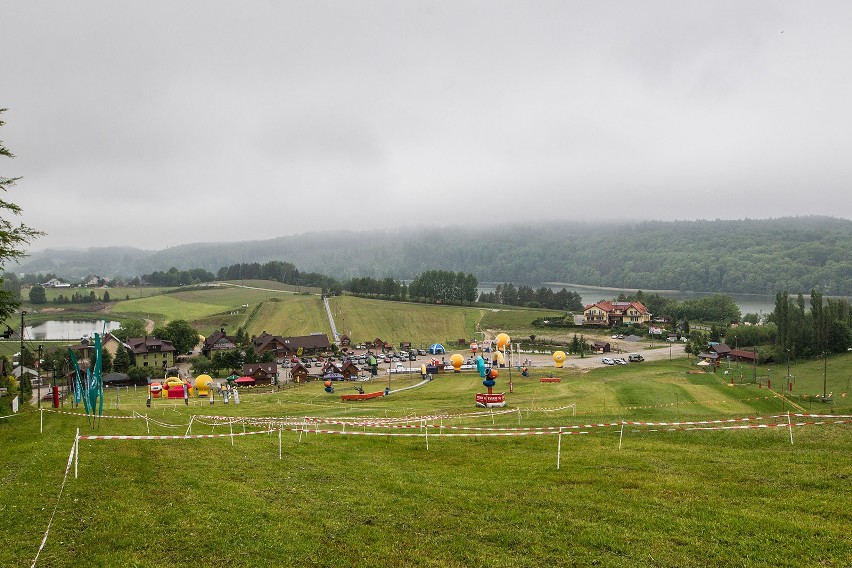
[477,282,779,316]
[26,320,121,341]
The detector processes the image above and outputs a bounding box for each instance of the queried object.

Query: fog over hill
[12,217,852,296]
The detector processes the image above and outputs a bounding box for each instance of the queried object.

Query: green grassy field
[2,357,849,567]
[248,295,332,338]
[329,296,558,347]
[329,295,483,346]
[108,285,297,332]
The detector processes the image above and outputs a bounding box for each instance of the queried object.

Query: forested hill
[15,216,852,296]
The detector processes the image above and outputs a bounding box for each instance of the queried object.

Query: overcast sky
[2,1,851,253]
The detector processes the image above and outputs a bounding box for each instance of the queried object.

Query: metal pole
[20,310,26,400]
[37,344,43,408]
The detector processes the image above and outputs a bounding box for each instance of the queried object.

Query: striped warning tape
[78,429,276,441]
[292,428,589,438]
[43,409,137,419]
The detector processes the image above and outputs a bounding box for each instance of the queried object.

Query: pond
[25,320,121,341]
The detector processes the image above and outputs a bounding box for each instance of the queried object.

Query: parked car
[602,357,616,365]
[628,353,644,362]
[614,358,627,365]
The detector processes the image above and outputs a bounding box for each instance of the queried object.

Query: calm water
[26,320,121,341]
[477,282,779,316]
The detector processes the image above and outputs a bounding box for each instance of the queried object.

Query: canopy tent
[234,376,256,385]
[427,343,446,355]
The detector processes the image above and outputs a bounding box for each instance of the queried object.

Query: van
[628,353,644,362]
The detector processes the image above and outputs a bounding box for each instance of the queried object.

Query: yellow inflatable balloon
[195,374,213,397]
[496,351,505,366]
[450,353,464,370]
[496,333,511,350]
[553,351,567,368]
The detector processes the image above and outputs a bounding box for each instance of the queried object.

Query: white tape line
[30,436,77,568]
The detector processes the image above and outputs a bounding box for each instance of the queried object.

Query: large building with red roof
[583,301,651,327]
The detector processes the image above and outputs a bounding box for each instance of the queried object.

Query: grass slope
[2,358,850,567]
[247,295,331,338]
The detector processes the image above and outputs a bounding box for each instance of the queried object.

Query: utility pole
[823,352,828,400]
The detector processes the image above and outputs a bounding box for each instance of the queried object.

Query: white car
[614,358,627,365]
[602,357,616,365]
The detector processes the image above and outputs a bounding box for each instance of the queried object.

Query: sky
[2,1,852,253]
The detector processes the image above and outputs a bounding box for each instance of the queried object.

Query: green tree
[113,347,132,373]
[112,319,147,342]
[827,320,851,353]
[28,284,46,304]
[127,366,152,385]
[163,320,200,354]
[189,355,214,376]
[0,109,44,320]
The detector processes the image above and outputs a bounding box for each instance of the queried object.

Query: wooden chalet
[289,362,310,383]
[729,349,758,363]
[340,360,360,380]
[241,362,278,385]
[593,341,611,353]
[252,332,290,358]
[203,329,238,356]
[282,334,332,356]
[339,335,352,347]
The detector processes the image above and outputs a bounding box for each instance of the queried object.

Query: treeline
[137,267,216,286]
[347,277,408,300]
[772,290,852,359]
[408,270,478,305]
[478,283,584,311]
[347,271,478,305]
[17,217,852,296]
[216,261,342,294]
[51,290,111,304]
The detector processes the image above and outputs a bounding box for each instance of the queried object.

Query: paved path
[323,296,340,344]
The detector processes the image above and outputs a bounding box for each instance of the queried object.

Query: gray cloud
[2,1,851,252]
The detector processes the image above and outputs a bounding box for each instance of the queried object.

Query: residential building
[126,337,176,370]
[583,301,651,327]
[202,329,238,357]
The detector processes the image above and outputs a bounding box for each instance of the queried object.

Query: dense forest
[13,217,852,296]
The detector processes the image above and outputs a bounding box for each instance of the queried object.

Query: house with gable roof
[583,301,651,327]
[202,328,238,357]
[126,337,176,370]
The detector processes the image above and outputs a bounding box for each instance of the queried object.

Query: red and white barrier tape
[78,429,276,441]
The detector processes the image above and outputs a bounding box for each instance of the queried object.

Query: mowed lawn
[329,296,558,347]
[248,295,331,337]
[109,286,290,328]
[3,358,850,567]
[329,295,484,346]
